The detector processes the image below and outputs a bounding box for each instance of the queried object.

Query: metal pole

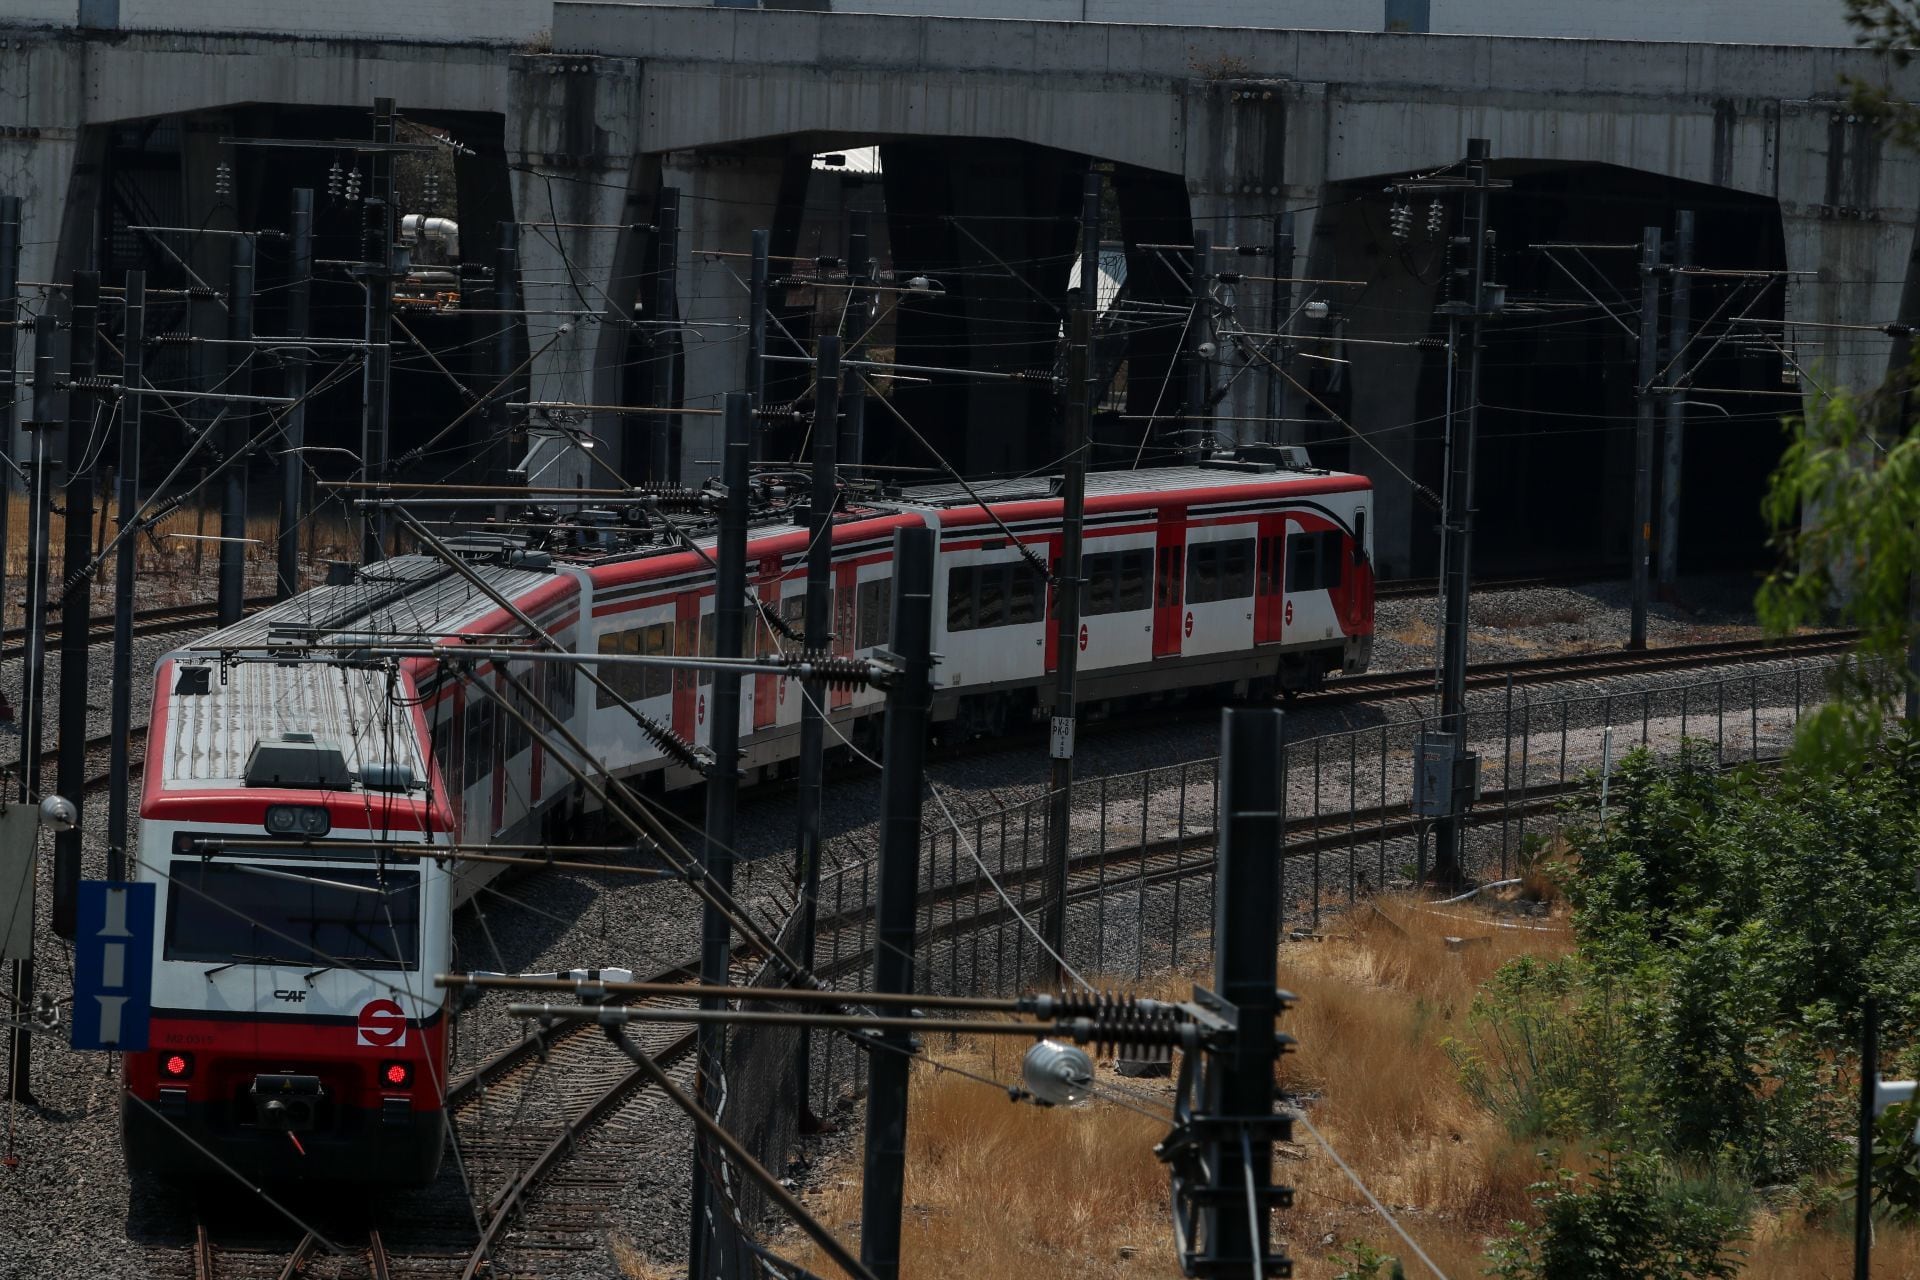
[649,187,681,482]
[1207,706,1291,1273]
[858,522,935,1280]
[277,190,312,599]
[8,313,57,1100]
[0,195,18,701]
[108,272,146,883]
[793,334,839,1121]
[1041,173,1100,973]
[1270,212,1297,445]
[493,220,520,489]
[748,227,769,427]
[1857,997,1878,1280]
[688,392,750,1278]
[1432,138,1493,885]
[842,211,871,468]
[1657,210,1692,597]
[218,237,252,625]
[1187,227,1213,445]
[52,271,98,941]
[1629,224,1660,650]
[361,96,396,562]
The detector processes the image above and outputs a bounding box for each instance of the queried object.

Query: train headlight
[264,805,331,838]
[160,1051,195,1081]
[380,1060,414,1089]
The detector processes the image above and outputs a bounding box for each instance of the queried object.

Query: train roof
[186,555,564,650]
[896,461,1367,508]
[154,659,428,798]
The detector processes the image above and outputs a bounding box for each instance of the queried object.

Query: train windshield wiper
[303,955,401,983]
[203,952,308,979]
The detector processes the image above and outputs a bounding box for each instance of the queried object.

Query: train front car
[123,657,452,1186]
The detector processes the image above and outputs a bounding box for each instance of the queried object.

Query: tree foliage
[1757,376,1920,766]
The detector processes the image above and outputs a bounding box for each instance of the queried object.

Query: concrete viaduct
[2,3,1915,576]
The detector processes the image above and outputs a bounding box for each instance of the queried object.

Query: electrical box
[1414,732,1480,817]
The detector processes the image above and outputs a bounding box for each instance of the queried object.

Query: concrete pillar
[0,38,79,460]
[661,146,796,483]
[1780,212,1914,401]
[506,54,642,488]
[1181,77,1329,447]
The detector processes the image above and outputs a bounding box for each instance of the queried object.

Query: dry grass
[1474,600,1586,630]
[789,1038,1176,1277]
[1386,615,1436,648]
[783,896,1903,1278]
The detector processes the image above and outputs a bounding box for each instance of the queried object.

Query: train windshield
[162,861,421,971]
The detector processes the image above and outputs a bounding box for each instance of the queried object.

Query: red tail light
[160,1051,194,1080]
[381,1060,414,1089]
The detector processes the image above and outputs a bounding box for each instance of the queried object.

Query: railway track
[0,594,275,668]
[179,1213,391,1280]
[1373,569,1619,601]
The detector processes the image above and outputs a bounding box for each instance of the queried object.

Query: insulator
[328,158,344,198]
[1388,202,1412,241]
[214,162,232,198]
[1426,199,1444,234]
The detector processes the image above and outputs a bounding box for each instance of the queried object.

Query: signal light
[381,1060,414,1089]
[161,1051,194,1080]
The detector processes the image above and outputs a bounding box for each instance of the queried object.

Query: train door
[753,558,781,733]
[1255,519,1286,644]
[832,560,857,711]
[1151,507,1185,659]
[672,590,700,744]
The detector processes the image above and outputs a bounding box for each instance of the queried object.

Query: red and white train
[122,450,1374,1183]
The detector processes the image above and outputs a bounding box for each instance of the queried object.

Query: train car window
[1353,509,1368,563]
[595,628,638,708]
[697,612,718,688]
[1118,549,1151,611]
[545,650,577,722]
[163,861,420,970]
[430,712,454,787]
[1186,543,1219,603]
[1009,562,1040,625]
[946,566,974,631]
[857,578,892,648]
[463,698,494,788]
[1085,552,1117,615]
[502,668,532,759]
[1220,540,1254,598]
[1286,530,1346,592]
[976,565,1007,628]
[642,622,674,700]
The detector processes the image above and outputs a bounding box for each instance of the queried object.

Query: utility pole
[1857,998,1878,1280]
[793,334,838,1122]
[1419,138,1506,886]
[9,311,57,1101]
[747,227,769,430]
[1269,211,1298,446]
[648,187,681,482]
[1629,224,1661,650]
[362,97,396,563]
[277,190,312,599]
[1196,706,1295,1274]
[841,211,871,468]
[493,220,520,488]
[1187,228,1213,449]
[108,271,144,884]
[0,195,19,695]
[1657,210,1693,599]
[688,392,749,1279]
[219,236,253,626]
[53,271,98,941]
[858,522,935,1280]
[1040,172,1100,973]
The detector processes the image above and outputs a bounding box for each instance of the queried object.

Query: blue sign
[71,881,155,1052]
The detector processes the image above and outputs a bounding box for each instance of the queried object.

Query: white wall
[0,0,77,26]
[780,0,1861,48]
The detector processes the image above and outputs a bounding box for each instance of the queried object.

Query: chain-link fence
[717,655,1850,1265]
